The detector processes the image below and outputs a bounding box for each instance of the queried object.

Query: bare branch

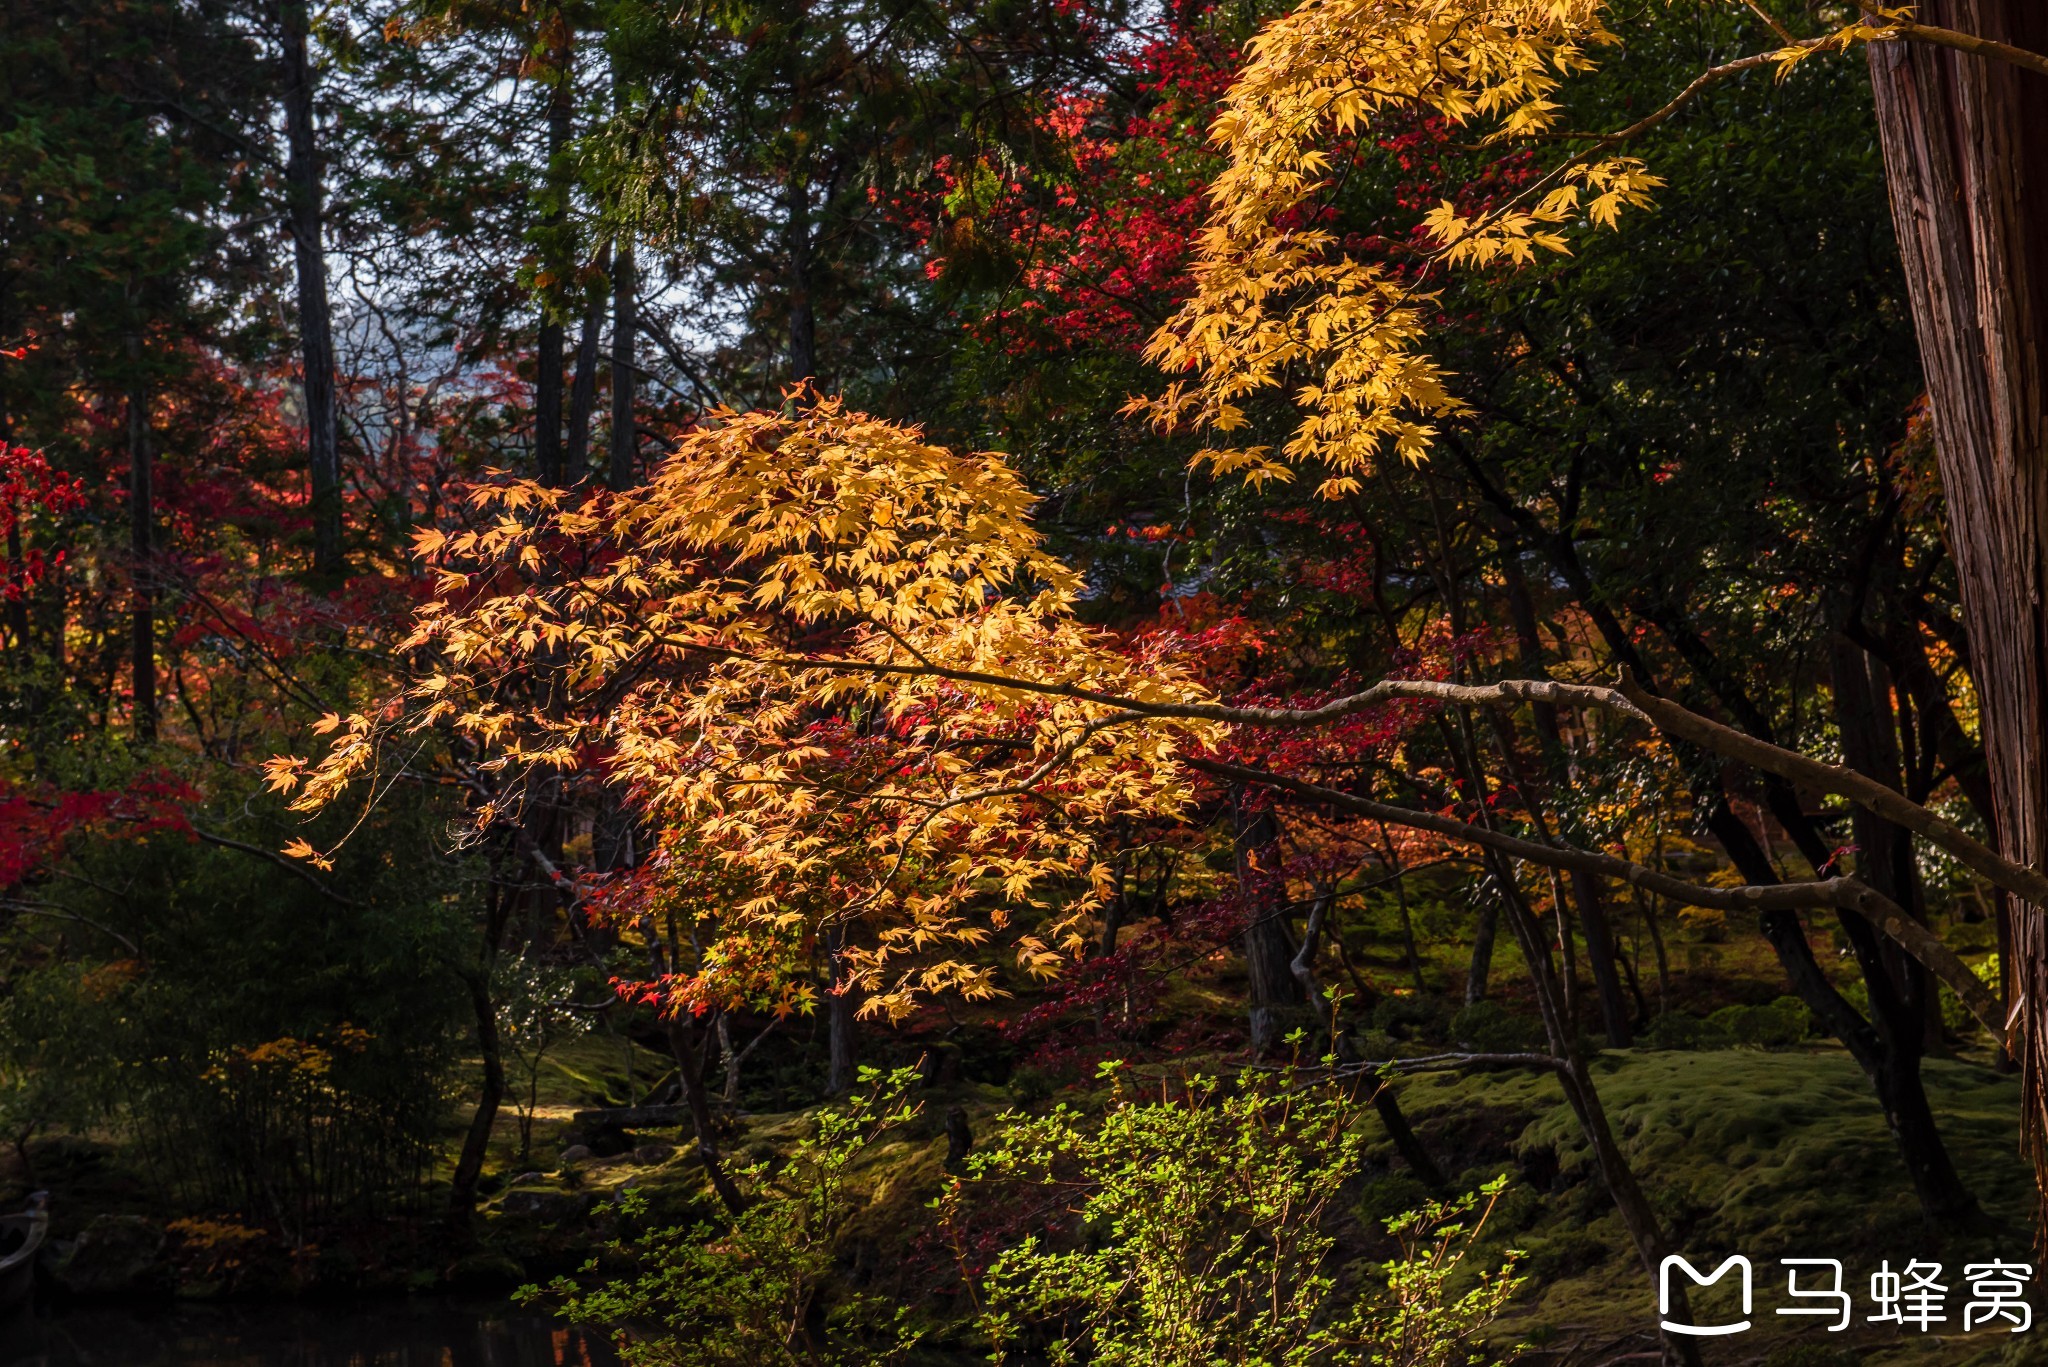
[0,900,144,959]
[650,637,2046,912]
[1608,677,2048,909]
[1188,756,2004,1039]
[192,826,357,906]
[1875,13,2048,80]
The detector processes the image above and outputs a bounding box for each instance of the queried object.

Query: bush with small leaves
[957,1058,1521,1366]
[529,1066,926,1367]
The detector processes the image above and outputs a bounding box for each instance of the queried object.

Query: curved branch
[1879,14,2048,79]
[1188,756,2003,1039]
[192,826,357,906]
[0,900,144,959]
[1607,677,2048,909]
[658,635,2044,910]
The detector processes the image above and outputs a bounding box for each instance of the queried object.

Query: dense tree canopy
[7,0,2048,1354]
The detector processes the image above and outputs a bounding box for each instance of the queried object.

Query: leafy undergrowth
[486,1042,2039,1366]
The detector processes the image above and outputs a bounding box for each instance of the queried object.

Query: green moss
[1374,1047,2029,1366]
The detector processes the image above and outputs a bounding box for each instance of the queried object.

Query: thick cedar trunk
[1866,5,2048,1184]
[1231,790,1303,1055]
[125,354,155,744]
[534,43,572,486]
[610,236,637,487]
[280,0,342,578]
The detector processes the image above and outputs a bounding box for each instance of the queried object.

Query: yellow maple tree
[1128,0,1661,498]
[268,398,1221,1017]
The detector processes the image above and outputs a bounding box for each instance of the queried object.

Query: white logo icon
[1660,1255,1752,1337]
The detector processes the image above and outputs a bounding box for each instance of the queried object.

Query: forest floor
[8,920,2036,1366]
[455,1028,2042,1367]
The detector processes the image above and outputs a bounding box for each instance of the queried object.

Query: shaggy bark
[1867,2,2048,1187]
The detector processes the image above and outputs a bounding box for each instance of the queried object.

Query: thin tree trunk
[1572,871,1631,1046]
[1547,868,1583,1028]
[125,343,155,744]
[1830,635,1983,1224]
[1232,789,1303,1055]
[1639,884,1670,1014]
[280,0,342,578]
[1488,840,1701,1367]
[785,172,816,385]
[449,965,505,1225]
[1866,3,2048,1188]
[0,393,28,653]
[1529,522,1982,1221]
[610,235,637,487]
[534,37,572,486]
[825,926,859,1096]
[1289,885,1332,1005]
[717,1011,740,1105]
[566,252,604,478]
[664,1012,745,1213]
[1375,827,1429,990]
[1370,1084,1446,1192]
[1500,556,1631,1044]
[1464,894,1497,1005]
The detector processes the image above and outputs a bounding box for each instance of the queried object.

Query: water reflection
[0,1299,622,1367]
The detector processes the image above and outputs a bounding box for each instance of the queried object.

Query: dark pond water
[0,1299,622,1367]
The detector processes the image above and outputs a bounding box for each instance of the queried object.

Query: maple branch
[192,826,358,906]
[1579,48,1787,149]
[1186,755,2003,1038]
[651,635,2048,909]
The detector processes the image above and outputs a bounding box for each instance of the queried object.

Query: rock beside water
[56,1215,171,1298]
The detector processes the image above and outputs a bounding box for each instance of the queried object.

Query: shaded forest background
[0,0,2038,1358]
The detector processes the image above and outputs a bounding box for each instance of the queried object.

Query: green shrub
[962,1061,1522,1366]
[1645,998,1809,1052]
[534,1066,925,1367]
[1742,996,1812,1048]
[1449,1001,1542,1053]
[1642,1012,1728,1051]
